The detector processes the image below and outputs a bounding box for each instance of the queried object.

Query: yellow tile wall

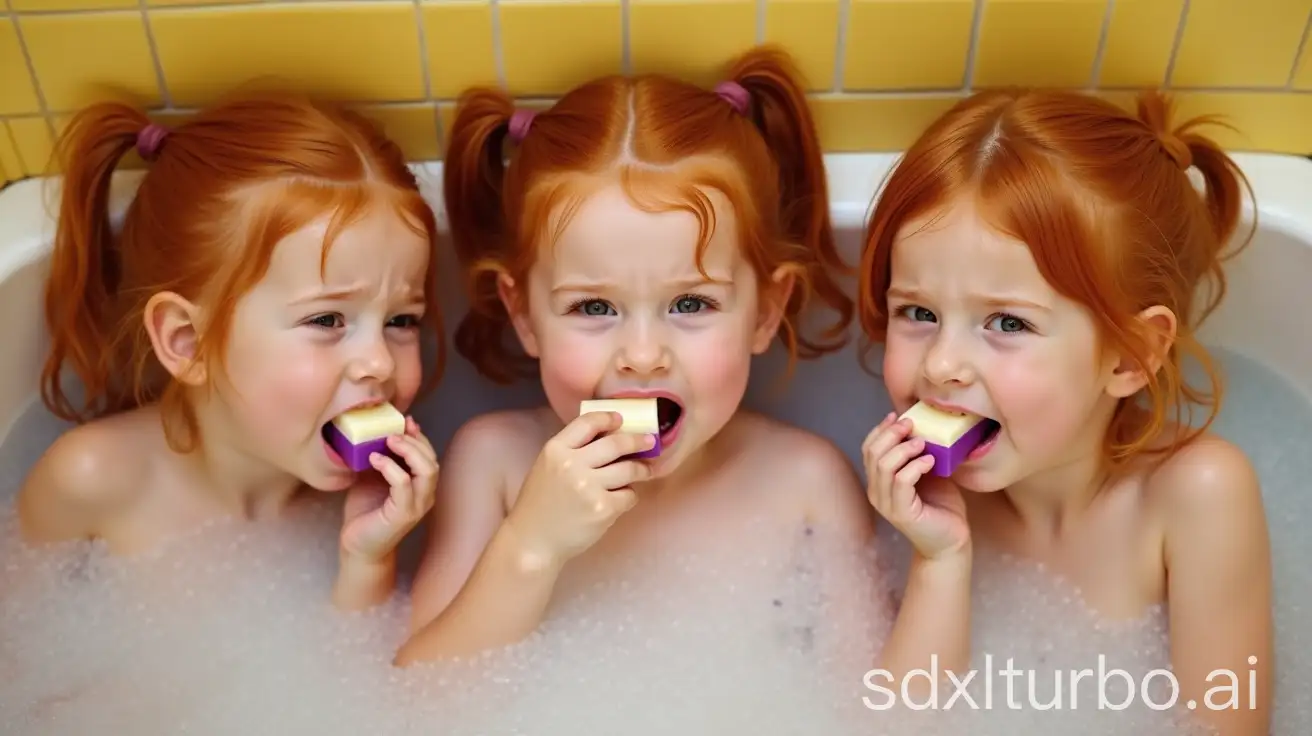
[2,0,1311,188]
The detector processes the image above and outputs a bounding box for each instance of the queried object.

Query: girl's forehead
[544,185,741,281]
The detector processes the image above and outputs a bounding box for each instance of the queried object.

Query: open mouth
[656,397,684,439]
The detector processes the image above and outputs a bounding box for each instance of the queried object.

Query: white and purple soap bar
[900,401,992,477]
[580,398,661,459]
[325,403,406,471]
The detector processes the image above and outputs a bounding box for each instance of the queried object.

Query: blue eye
[899,305,936,323]
[671,294,718,314]
[568,299,617,316]
[987,314,1030,333]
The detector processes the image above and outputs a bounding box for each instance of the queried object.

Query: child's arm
[862,413,973,691]
[398,412,566,663]
[333,415,438,611]
[1157,437,1272,735]
[394,410,650,665]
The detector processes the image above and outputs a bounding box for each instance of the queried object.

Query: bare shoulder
[732,412,872,536]
[1146,433,1265,551]
[17,409,157,544]
[442,408,554,504]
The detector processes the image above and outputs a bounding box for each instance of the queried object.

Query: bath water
[0,346,1306,735]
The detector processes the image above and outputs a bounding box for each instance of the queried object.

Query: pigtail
[1135,90,1255,324]
[724,46,854,358]
[444,88,526,384]
[41,102,152,423]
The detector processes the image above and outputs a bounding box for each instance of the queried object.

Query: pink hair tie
[714,81,750,116]
[136,123,169,161]
[508,109,537,143]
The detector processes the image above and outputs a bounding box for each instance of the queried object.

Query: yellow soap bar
[579,398,659,434]
[899,401,982,446]
[331,403,406,443]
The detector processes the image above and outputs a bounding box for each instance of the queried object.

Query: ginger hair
[859,89,1254,470]
[443,45,853,384]
[41,92,443,452]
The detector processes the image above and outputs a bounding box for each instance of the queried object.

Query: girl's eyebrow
[887,286,1050,312]
[551,273,735,295]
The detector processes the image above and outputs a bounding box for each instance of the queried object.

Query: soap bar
[325,403,406,471]
[900,400,992,477]
[579,398,661,459]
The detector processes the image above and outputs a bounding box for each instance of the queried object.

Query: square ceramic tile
[501,1,622,97]
[7,117,55,176]
[764,0,841,92]
[844,0,974,90]
[1169,92,1312,152]
[811,95,963,151]
[0,21,41,116]
[422,1,499,98]
[1098,0,1184,87]
[20,12,161,112]
[973,0,1106,88]
[151,2,425,107]
[0,123,23,182]
[357,104,442,161]
[630,0,756,87]
[1171,1,1312,87]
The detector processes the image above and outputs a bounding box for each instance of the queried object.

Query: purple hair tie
[714,81,750,116]
[508,109,537,143]
[136,123,169,160]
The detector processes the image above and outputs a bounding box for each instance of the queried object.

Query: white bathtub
[1,153,1311,734]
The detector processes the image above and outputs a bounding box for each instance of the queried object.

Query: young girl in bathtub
[396,46,923,666]
[859,88,1273,733]
[17,93,441,612]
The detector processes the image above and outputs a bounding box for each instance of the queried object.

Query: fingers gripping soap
[325,403,407,472]
[900,401,993,477]
[579,398,661,459]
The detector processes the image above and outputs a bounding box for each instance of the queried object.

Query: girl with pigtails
[860,88,1273,733]
[398,46,919,666]
[19,93,443,612]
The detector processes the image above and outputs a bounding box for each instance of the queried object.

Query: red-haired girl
[18,93,443,612]
[397,47,889,665]
[860,88,1272,733]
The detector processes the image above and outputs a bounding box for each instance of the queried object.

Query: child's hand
[340,416,439,563]
[504,410,652,566]
[863,411,971,561]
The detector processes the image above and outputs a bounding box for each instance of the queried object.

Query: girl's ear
[1105,305,1178,398]
[497,273,540,358]
[144,291,207,386]
[752,265,798,354]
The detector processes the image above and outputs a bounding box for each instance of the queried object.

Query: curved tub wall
[0,152,1310,474]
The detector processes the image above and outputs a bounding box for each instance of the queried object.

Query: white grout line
[1087,0,1115,90]
[139,0,173,110]
[489,0,507,90]
[6,13,54,145]
[833,0,851,93]
[755,0,764,45]
[962,0,985,91]
[1163,0,1190,87]
[1287,8,1312,89]
[411,0,434,100]
[620,0,631,75]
